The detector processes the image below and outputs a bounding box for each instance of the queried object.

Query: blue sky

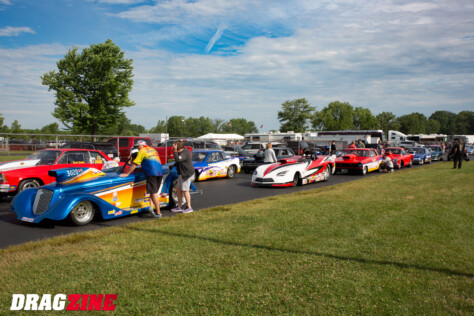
[0,0,473,132]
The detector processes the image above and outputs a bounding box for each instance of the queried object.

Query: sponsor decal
[130,210,138,214]
[10,185,16,191]
[21,217,34,222]
[107,210,115,215]
[114,211,123,216]
[10,294,117,311]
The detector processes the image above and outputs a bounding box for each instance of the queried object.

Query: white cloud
[0,26,35,37]
[0,0,11,5]
[1,0,473,131]
[95,0,145,4]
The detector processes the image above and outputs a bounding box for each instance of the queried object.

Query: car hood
[0,159,40,171]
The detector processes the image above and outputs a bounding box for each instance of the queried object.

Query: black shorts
[146,176,163,194]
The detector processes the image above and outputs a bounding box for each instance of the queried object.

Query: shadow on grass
[129,226,473,278]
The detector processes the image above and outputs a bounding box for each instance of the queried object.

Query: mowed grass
[1,162,473,315]
[0,153,31,162]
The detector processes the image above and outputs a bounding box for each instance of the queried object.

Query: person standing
[348,141,357,149]
[357,139,366,148]
[377,139,384,155]
[120,140,163,218]
[452,140,466,169]
[171,140,195,213]
[330,140,337,156]
[263,143,277,163]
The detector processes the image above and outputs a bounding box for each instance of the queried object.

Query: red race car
[0,148,112,196]
[384,147,414,169]
[335,148,382,175]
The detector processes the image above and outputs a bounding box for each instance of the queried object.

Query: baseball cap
[136,140,147,146]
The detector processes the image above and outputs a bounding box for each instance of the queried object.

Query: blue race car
[407,147,432,165]
[192,150,241,181]
[11,164,195,226]
[426,145,443,161]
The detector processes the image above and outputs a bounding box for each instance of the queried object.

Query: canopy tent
[196,133,244,145]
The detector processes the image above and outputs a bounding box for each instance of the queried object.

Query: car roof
[192,149,222,153]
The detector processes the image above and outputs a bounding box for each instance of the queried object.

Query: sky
[0,0,473,133]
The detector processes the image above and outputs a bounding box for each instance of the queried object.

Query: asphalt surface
[0,162,435,249]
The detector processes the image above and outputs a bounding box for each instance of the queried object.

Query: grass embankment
[0,153,31,162]
[1,162,473,314]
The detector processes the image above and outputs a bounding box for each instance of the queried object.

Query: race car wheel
[69,200,95,226]
[194,170,201,182]
[361,166,368,176]
[323,165,331,181]
[227,165,236,179]
[292,173,300,187]
[18,179,41,192]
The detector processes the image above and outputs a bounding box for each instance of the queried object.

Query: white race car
[251,152,336,187]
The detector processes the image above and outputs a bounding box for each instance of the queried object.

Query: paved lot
[0,163,432,249]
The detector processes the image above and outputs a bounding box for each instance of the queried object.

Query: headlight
[358,162,363,168]
[276,171,288,176]
[253,170,258,176]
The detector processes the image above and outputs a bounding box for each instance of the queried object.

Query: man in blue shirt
[120,140,163,218]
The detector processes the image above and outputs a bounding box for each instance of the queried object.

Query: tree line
[278,99,474,136]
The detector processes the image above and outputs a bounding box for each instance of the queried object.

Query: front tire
[361,166,368,176]
[292,173,300,187]
[19,179,40,192]
[323,165,331,181]
[69,200,95,226]
[227,165,236,179]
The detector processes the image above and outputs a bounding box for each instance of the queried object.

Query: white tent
[196,133,244,145]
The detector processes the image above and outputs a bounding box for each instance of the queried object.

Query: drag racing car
[407,147,432,165]
[192,150,241,181]
[384,147,413,169]
[335,148,382,175]
[251,150,336,187]
[10,163,196,226]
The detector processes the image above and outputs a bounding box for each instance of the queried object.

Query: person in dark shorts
[120,140,163,218]
[171,140,195,214]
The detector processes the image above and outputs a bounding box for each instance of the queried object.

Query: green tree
[312,101,354,130]
[11,120,22,133]
[455,111,474,134]
[429,111,456,134]
[149,120,167,134]
[221,118,258,135]
[40,123,60,134]
[0,114,4,128]
[42,39,135,135]
[398,113,427,134]
[167,116,186,137]
[376,112,400,135]
[278,98,314,132]
[426,119,441,134]
[353,107,378,130]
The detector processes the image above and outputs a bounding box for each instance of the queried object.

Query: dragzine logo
[10,294,117,311]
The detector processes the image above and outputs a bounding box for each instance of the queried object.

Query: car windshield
[388,149,402,154]
[409,148,425,154]
[192,152,207,162]
[344,149,368,157]
[429,147,441,152]
[27,150,61,165]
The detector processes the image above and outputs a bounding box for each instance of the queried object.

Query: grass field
[1,162,473,314]
[0,152,31,162]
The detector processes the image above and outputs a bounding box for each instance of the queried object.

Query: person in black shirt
[171,140,195,213]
